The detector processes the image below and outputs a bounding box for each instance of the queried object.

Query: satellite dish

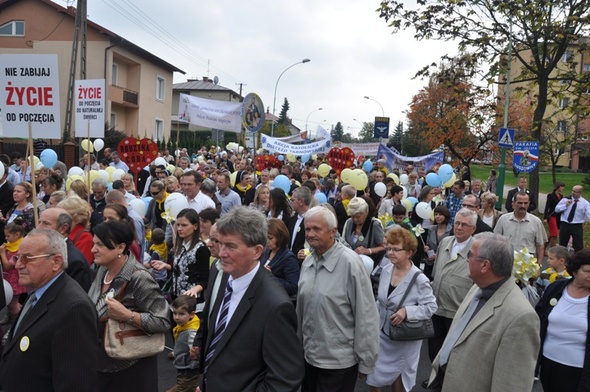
[213,76,219,85]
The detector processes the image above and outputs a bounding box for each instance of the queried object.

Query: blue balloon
[363,160,373,173]
[301,154,310,163]
[426,172,442,187]
[407,197,418,208]
[438,164,454,183]
[315,193,327,204]
[277,155,285,161]
[273,175,291,194]
[141,196,153,207]
[40,149,58,168]
[107,183,113,192]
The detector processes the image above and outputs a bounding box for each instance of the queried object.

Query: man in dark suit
[195,207,304,392]
[505,176,537,212]
[37,208,92,291]
[0,163,15,244]
[0,229,98,391]
[289,186,312,263]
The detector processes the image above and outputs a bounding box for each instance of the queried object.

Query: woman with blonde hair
[250,184,270,214]
[69,179,89,200]
[57,195,94,265]
[478,191,502,230]
[5,181,36,235]
[121,173,138,197]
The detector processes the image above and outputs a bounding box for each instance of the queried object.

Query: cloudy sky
[61,0,458,137]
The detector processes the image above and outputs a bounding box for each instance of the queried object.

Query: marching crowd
[0,144,587,392]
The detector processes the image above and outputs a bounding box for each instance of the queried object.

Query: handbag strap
[395,271,421,311]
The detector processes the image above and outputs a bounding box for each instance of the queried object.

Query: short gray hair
[200,178,216,194]
[216,206,267,248]
[92,178,108,189]
[305,206,337,230]
[27,229,68,270]
[455,207,477,226]
[474,232,513,277]
[293,186,312,206]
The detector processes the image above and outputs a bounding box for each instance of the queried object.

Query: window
[562,50,573,63]
[154,119,164,141]
[0,21,24,36]
[583,64,590,72]
[560,97,569,109]
[112,63,118,85]
[110,112,117,128]
[156,76,165,101]
[557,120,568,133]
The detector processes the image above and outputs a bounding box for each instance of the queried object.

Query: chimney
[202,76,210,82]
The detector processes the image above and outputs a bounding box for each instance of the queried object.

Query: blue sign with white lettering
[373,117,390,138]
[513,141,539,173]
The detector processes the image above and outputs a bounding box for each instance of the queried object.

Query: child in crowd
[170,295,200,392]
[0,218,27,322]
[537,245,571,290]
[144,228,169,288]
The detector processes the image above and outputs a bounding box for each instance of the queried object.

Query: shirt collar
[33,271,64,301]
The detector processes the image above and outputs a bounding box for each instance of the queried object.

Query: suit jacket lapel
[5,273,66,354]
[206,267,263,366]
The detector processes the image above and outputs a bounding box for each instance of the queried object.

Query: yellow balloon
[286,153,296,163]
[105,166,116,181]
[27,156,40,168]
[387,173,400,185]
[349,169,368,191]
[85,170,100,186]
[230,171,238,187]
[318,163,330,177]
[81,139,94,152]
[401,198,412,213]
[341,168,352,183]
[167,164,176,173]
[65,177,73,191]
[444,173,457,188]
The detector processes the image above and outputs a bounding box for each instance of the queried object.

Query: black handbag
[387,271,435,341]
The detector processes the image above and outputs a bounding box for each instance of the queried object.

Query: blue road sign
[498,127,515,148]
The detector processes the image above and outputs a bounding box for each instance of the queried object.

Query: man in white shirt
[180,170,215,213]
[555,185,590,252]
[109,151,129,173]
[215,172,241,215]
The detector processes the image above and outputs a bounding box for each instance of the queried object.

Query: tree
[358,122,378,143]
[331,122,344,141]
[278,98,290,125]
[379,0,590,206]
[407,56,497,167]
[403,120,432,157]
[389,121,404,152]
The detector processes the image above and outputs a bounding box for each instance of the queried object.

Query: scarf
[236,183,252,193]
[343,199,351,215]
[149,242,168,261]
[172,315,200,341]
[5,237,23,253]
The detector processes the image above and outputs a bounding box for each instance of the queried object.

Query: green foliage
[278,98,290,125]
[331,122,344,141]
[104,128,127,151]
[389,121,404,152]
[358,122,378,143]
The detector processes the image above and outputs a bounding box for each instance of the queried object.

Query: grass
[468,165,587,194]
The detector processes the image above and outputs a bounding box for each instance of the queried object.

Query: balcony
[109,85,139,108]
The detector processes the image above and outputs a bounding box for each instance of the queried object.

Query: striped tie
[204,280,233,375]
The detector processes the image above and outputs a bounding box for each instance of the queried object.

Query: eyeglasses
[150,190,162,196]
[13,253,54,265]
[454,221,473,228]
[386,247,407,253]
[461,203,477,209]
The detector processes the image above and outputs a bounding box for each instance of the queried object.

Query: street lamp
[363,96,385,116]
[271,58,311,136]
[306,107,323,137]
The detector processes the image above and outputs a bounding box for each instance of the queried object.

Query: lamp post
[306,107,323,138]
[363,96,385,116]
[271,58,311,137]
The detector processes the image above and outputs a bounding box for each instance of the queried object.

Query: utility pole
[64,0,87,142]
[235,83,247,96]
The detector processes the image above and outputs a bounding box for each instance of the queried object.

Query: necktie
[13,292,37,333]
[567,199,578,222]
[204,281,233,375]
[438,289,482,368]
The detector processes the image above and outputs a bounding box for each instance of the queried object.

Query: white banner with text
[178,93,242,133]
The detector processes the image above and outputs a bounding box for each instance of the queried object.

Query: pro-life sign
[75,79,105,138]
[0,54,61,138]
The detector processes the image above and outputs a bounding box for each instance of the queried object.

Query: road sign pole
[496,147,507,210]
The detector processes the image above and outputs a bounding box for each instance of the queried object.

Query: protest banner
[178,93,242,133]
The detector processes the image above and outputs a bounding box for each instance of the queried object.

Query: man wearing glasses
[0,229,97,391]
[422,208,477,389]
[459,194,492,234]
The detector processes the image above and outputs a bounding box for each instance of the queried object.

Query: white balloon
[0,163,4,179]
[3,279,13,306]
[97,170,109,182]
[154,157,167,167]
[402,185,408,199]
[68,166,84,177]
[112,169,126,181]
[400,174,409,185]
[374,182,387,197]
[164,193,189,219]
[415,202,433,220]
[129,198,147,217]
[93,138,105,152]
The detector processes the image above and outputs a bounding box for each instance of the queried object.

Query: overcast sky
[63,0,458,137]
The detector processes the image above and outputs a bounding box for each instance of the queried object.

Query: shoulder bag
[103,272,165,360]
[388,271,435,341]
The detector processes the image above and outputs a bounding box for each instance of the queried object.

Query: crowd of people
[0,144,587,392]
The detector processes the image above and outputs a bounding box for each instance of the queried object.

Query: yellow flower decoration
[412,223,425,237]
[378,213,394,229]
[161,208,173,224]
[513,247,540,284]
